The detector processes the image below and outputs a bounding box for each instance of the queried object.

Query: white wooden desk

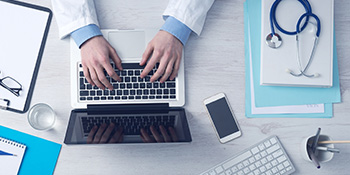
[1,0,350,174]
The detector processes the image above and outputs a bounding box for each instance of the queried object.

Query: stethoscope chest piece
[266,33,282,49]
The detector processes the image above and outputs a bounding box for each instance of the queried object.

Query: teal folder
[244,0,333,118]
[0,125,61,175]
[245,0,341,108]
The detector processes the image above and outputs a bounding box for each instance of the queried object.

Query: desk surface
[1,0,350,174]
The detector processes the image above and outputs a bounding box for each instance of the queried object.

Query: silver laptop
[70,29,185,109]
[65,29,191,144]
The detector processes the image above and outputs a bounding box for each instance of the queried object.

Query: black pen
[311,128,321,153]
[307,146,320,169]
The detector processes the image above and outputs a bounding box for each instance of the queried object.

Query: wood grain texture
[0,0,349,174]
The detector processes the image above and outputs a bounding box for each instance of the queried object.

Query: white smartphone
[203,93,242,143]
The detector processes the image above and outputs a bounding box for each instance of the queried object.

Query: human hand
[87,123,124,144]
[140,30,183,83]
[80,36,123,90]
[140,125,178,143]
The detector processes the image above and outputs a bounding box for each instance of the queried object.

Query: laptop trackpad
[108,31,145,59]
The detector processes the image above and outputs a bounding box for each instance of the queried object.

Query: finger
[95,66,113,90]
[168,127,179,142]
[102,61,121,83]
[140,51,162,78]
[159,59,175,83]
[140,128,154,143]
[87,125,98,144]
[169,53,181,80]
[140,44,154,66]
[151,60,168,82]
[109,47,123,71]
[159,125,171,142]
[100,123,115,143]
[82,64,95,86]
[109,127,123,143]
[93,123,107,144]
[150,125,164,143]
[89,67,105,89]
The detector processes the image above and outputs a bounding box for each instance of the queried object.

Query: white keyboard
[200,136,295,175]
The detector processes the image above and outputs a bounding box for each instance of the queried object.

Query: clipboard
[0,0,52,113]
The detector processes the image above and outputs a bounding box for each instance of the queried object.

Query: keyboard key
[135,70,141,75]
[164,89,169,94]
[167,82,175,88]
[128,70,133,76]
[80,97,86,100]
[125,77,131,82]
[117,90,122,95]
[136,96,141,99]
[132,77,137,82]
[101,97,106,100]
[90,91,96,96]
[142,96,148,99]
[123,90,129,95]
[160,83,165,88]
[153,83,159,88]
[157,89,162,94]
[120,84,126,89]
[214,166,224,174]
[127,83,132,89]
[87,84,92,89]
[133,83,139,88]
[143,89,149,95]
[222,151,252,170]
[94,97,99,100]
[87,97,93,100]
[97,91,103,96]
[137,90,142,95]
[130,90,136,95]
[170,89,176,94]
[122,96,127,100]
[170,95,176,99]
[80,91,89,96]
[140,83,146,88]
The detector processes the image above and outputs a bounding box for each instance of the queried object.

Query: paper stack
[244,0,341,118]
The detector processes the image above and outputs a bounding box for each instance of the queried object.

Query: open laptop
[64,29,191,144]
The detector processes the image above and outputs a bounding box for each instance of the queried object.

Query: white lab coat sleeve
[51,0,100,39]
[163,0,215,35]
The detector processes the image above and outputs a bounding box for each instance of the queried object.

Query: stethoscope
[266,0,321,78]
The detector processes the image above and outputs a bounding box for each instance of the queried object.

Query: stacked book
[244,0,341,118]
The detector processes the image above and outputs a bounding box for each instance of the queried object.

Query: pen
[316,146,340,153]
[311,128,321,153]
[0,150,17,156]
[307,146,320,169]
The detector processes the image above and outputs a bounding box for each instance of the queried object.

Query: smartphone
[203,93,242,143]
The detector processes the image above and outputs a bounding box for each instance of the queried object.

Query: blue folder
[244,0,333,118]
[0,125,61,175]
[245,0,341,108]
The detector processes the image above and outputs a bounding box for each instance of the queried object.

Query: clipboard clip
[0,98,10,110]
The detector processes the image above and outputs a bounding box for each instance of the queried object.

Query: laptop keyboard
[81,115,176,136]
[78,63,177,102]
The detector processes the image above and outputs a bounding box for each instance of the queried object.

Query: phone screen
[205,97,239,138]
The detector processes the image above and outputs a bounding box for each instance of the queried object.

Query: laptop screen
[64,107,191,144]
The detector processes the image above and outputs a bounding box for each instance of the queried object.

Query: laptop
[64,29,191,144]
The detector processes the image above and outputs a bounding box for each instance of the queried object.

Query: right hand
[80,36,123,90]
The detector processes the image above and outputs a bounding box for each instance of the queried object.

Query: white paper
[0,1,49,111]
[0,137,26,175]
[247,14,324,114]
[260,0,334,87]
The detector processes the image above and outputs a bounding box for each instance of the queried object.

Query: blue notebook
[0,125,61,175]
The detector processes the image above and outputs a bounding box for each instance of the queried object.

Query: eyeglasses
[0,76,22,97]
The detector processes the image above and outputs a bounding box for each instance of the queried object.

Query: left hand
[140,30,183,83]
